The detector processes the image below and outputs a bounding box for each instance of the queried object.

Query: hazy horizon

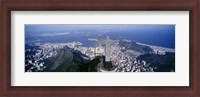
[25,24,175,48]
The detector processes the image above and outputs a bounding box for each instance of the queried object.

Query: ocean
[25,24,175,49]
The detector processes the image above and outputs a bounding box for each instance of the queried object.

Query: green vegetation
[137,52,175,72]
[104,61,113,71]
[65,56,101,72]
[44,46,100,72]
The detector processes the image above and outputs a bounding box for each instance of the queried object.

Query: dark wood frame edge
[0,0,199,97]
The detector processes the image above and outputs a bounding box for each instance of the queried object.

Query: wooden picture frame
[0,0,199,96]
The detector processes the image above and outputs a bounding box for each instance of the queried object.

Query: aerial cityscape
[25,24,175,72]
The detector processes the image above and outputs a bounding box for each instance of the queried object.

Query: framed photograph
[0,0,199,96]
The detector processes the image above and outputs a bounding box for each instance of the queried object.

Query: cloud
[37,32,70,37]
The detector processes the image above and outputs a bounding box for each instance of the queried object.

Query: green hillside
[44,46,100,72]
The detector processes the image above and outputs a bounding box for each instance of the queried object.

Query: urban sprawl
[25,39,175,72]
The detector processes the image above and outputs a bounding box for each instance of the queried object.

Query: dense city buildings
[25,38,175,72]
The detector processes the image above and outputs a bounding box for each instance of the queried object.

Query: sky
[25,24,175,48]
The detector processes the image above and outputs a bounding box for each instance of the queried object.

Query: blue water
[25,24,175,48]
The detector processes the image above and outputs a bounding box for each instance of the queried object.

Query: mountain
[137,52,175,72]
[118,40,153,53]
[44,46,90,72]
[44,46,101,72]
